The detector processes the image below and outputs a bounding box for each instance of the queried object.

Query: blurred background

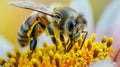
[0,0,112,46]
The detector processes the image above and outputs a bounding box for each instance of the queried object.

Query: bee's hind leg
[64,34,75,53]
[30,38,37,52]
[29,23,40,53]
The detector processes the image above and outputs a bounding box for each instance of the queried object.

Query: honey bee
[9,1,87,53]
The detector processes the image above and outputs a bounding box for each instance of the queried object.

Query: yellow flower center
[0,33,114,67]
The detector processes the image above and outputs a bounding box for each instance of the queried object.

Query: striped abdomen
[17,12,49,47]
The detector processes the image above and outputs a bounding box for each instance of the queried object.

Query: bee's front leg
[79,31,88,50]
[64,35,75,53]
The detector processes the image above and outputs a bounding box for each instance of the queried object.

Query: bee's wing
[9,1,55,17]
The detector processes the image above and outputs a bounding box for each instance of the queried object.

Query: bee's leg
[79,31,88,50]
[30,20,47,50]
[30,23,39,51]
[64,35,74,53]
[47,26,58,50]
[59,32,66,50]
[29,38,37,55]
[30,39,37,51]
[64,42,73,53]
[25,23,39,57]
[18,12,49,47]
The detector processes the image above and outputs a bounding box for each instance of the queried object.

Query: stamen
[102,35,107,43]
[107,38,114,47]
[93,49,99,58]
[55,53,60,67]
[0,58,6,65]
[0,34,116,67]
[49,50,54,63]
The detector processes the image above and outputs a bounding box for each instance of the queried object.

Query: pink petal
[110,11,120,67]
[110,11,120,51]
[95,1,120,66]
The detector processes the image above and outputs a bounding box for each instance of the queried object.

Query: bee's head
[51,5,87,34]
[66,14,87,35]
[54,7,76,27]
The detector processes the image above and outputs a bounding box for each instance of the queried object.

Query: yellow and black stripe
[17,12,49,49]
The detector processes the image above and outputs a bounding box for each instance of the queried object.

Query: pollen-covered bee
[9,1,87,53]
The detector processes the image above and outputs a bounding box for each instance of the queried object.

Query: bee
[9,1,87,53]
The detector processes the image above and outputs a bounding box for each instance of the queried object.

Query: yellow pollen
[0,34,114,67]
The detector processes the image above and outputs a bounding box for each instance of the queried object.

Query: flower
[0,34,115,67]
[0,0,119,67]
[95,0,120,66]
[70,0,120,66]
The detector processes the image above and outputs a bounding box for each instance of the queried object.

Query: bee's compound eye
[67,20,76,32]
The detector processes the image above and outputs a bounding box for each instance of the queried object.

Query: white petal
[70,0,94,37]
[89,59,117,67]
[95,0,120,41]
[0,36,14,59]
[21,33,53,51]
[37,33,53,47]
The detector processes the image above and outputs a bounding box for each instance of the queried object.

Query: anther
[107,38,114,47]
[49,50,54,63]
[55,53,60,67]
[93,49,99,58]
[0,58,6,66]
[102,35,107,43]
